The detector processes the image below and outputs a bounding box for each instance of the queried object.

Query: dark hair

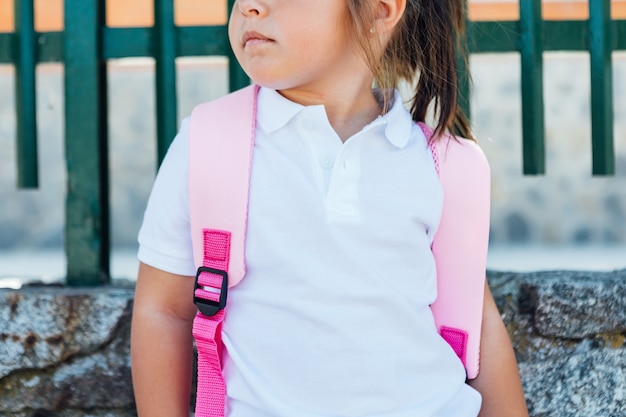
[347,0,473,140]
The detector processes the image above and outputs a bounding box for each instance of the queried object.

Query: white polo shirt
[138,87,482,417]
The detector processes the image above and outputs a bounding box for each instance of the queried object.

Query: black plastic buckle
[194,266,228,317]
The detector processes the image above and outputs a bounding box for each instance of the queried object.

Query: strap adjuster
[194,266,228,317]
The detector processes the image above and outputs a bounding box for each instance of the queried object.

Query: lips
[242,31,272,47]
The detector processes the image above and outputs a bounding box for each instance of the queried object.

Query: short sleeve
[137,118,196,276]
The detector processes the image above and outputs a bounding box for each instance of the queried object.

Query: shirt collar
[256,87,413,149]
[374,89,414,149]
[256,87,305,133]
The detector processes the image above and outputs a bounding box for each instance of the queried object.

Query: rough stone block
[0,286,135,416]
[519,270,626,338]
[488,269,626,417]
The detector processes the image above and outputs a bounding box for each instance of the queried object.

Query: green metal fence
[465,0,622,176]
[1,0,624,285]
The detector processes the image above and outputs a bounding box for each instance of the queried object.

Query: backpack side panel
[430,136,491,380]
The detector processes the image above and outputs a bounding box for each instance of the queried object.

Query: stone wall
[1,270,625,417]
[473,53,626,245]
[490,270,626,416]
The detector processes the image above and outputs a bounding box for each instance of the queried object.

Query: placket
[298,108,374,219]
[298,108,342,199]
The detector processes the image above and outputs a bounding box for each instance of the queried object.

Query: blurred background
[0,0,625,284]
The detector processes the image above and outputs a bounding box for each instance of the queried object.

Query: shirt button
[302,119,316,131]
[320,156,334,169]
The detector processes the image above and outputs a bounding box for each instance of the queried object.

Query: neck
[278,80,383,142]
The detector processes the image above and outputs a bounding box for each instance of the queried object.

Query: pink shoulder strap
[189,85,258,287]
[188,85,258,417]
[419,123,490,380]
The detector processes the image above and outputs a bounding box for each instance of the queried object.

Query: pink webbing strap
[189,85,259,417]
[418,122,490,380]
[192,230,231,417]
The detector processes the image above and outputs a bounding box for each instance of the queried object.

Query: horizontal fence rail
[1,0,623,285]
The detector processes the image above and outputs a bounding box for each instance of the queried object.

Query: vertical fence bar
[64,0,110,286]
[227,0,249,91]
[457,51,471,124]
[519,0,545,174]
[589,0,615,175]
[154,0,178,163]
[458,0,471,123]
[14,0,38,188]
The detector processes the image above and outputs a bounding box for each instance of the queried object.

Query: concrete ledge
[1,270,625,416]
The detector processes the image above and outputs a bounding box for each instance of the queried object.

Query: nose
[236,0,267,17]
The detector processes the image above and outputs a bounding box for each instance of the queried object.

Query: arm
[468,281,529,417]
[131,262,198,417]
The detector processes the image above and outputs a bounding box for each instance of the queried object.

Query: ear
[372,0,406,35]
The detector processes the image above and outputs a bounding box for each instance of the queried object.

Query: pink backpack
[189,85,490,417]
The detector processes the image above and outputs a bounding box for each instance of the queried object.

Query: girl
[131,0,529,416]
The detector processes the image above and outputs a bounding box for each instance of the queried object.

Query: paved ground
[1,245,624,289]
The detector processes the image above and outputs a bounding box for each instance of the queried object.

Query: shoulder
[188,85,258,150]
[415,122,490,180]
[433,134,490,180]
[159,118,190,171]
[191,85,257,119]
